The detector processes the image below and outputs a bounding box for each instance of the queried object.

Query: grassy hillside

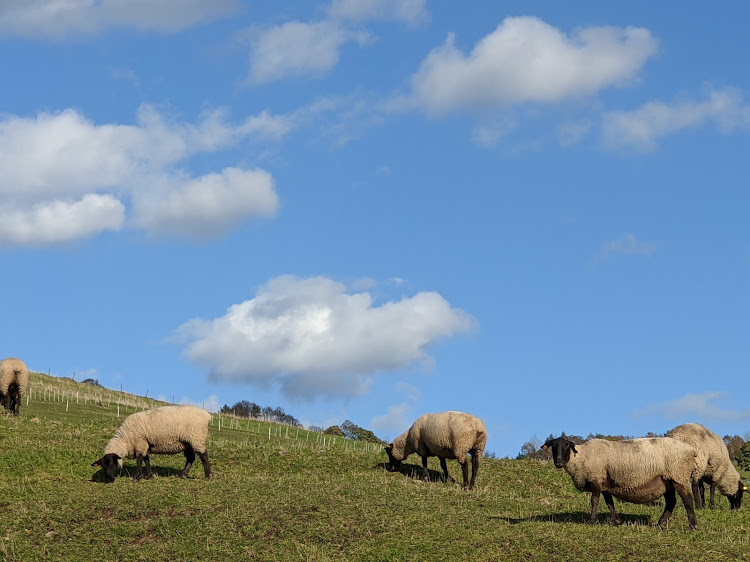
[1,374,749,560]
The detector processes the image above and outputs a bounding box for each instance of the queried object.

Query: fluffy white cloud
[406,16,658,114]
[0,0,238,38]
[177,275,476,400]
[0,105,285,245]
[248,21,370,84]
[329,0,427,24]
[633,391,750,422]
[131,168,278,239]
[0,195,124,246]
[602,87,750,150]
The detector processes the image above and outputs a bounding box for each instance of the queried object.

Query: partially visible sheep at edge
[542,435,699,530]
[0,358,29,416]
[385,411,487,490]
[667,422,745,510]
[92,405,212,483]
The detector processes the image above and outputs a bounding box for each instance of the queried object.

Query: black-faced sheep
[0,358,29,416]
[92,405,212,483]
[542,435,699,529]
[385,411,487,490]
[666,422,745,510]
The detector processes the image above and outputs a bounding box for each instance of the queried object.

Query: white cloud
[329,0,427,24]
[0,105,286,246]
[0,195,125,247]
[602,87,750,150]
[405,16,658,115]
[131,168,278,240]
[247,21,370,84]
[591,234,657,265]
[0,0,238,39]
[177,275,476,400]
[633,391,750,423]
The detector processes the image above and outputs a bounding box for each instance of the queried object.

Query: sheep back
[104,405,211,461]
[0,357,29,397]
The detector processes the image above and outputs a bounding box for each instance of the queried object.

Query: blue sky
[2,1,749,457]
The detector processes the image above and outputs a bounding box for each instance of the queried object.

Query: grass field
[1,374,749,561]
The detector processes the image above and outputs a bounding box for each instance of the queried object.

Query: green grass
[1,374,750,560]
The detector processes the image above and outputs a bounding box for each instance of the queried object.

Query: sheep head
[384,444,401,472]
[92,453,122,483]
[728,480,745,510]
[541,435,578,469]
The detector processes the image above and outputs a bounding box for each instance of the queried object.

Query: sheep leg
[675,482,697,530]
[421,456,430,481]
[657,487,676,528]
[181,446,196,478]
[469,451,480,490]
[439,457,452,483]
[602,492,620,525]
[143,455,153,479]
[198,451,212,480]
[135,454,145,480]
[708,481,716,509]
[694,479,704,509]
[587,488,601,524]
[460,459,470,488]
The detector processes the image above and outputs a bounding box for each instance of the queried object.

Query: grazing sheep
[92,405,212,483]
[667,423,745,510]
[542,435,699,529]
[385,411,487,490]
[0,358,29,416]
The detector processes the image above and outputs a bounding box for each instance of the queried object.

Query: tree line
[219,401,384,443]
[219,400,302,428]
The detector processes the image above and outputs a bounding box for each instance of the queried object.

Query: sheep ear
[92,458,103,467]
[569,443,578,454]
[385,444,393,453]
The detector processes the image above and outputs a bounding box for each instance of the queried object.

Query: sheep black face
[729,481,745,510]
[384,444,401,472]
[541,436,578,469]
[92,453,122,483]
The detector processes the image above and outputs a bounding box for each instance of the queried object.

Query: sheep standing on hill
[542,435,699,529]
[667,422,745,510]
[92,405,212,483]
[385,411,487,490]
[0,358,29,416]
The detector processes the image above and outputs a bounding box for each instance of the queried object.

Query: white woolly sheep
[92,405,212,483]
[667,422,745,510]
[542,435,699,529]
[385,411,487,490]
[0,358,29,416]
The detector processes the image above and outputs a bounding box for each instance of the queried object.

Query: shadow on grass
[373,462,455,484]
[90,464,187,483]
[498,511,652,526]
